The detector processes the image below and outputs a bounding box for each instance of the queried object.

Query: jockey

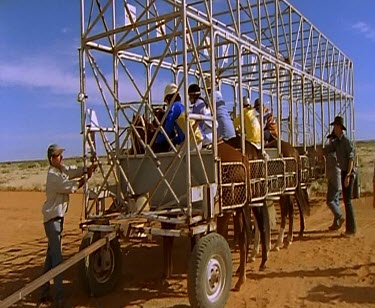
[188,83,214,148]
[233,96,261,149]
[254,98,278,142]
[205,77,236,141]
[155,83,185,151]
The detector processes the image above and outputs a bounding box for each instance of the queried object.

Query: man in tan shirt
[39,144,96,307]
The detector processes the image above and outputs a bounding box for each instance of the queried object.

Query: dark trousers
[41,217,64,301]
[341,171,357,234]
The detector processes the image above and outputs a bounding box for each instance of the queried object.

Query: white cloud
[352,21,375,42]
[0,55,78,94]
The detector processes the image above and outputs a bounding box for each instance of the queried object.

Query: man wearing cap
[188,83,214,147]
[155,83,185,151]
[233,97,261,148]
[204,77,236,141]
[39,144,97,306]
[323,116,357,236]
[254,98,278,143]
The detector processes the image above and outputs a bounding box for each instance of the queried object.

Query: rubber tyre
[187,232,232,308]
[79,232,122,297]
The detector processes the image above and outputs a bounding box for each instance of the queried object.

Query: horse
[264,140,310,251]
[217,137,270,291]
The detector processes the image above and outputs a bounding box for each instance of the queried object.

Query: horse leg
[233,209,247,291]
[295,186,306,239]
[249,218,260,262]
[286,195,294,247]
[252,206,268,271]
[274,197,287,251]
[233,212,240,250]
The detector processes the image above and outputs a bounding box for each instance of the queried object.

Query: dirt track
[1,192,375,307]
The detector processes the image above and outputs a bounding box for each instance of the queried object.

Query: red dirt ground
[1,191,375,307]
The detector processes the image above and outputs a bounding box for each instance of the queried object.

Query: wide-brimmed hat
[330,116,346,130]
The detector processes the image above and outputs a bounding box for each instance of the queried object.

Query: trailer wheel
[187,232,232,308]
[79,232,122,297]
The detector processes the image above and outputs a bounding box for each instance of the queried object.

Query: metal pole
[289,71,294,145]
[320,85,324,143]
[302,76,306,152]
[276,64,282,155]
[312,81,316,149]
[182,0,192,222]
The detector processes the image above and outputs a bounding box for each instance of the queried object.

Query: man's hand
[344,175,351,188]
[87,162,98,178]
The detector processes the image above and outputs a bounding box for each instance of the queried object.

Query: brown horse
[217,138,270,291]
[265,140,310,250]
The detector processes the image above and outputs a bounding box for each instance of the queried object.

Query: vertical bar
[302,77,306,152]
[275,0,279,58]
[334,92,337,116]
[312,81,316,149]
[238,44,245,155]
[259,55,264,154]
[258,0,262,49]
[289,71,294,145]
[351,62,355,141]
[327,89,331,140]
[276,65,282,155]
[182,0,192,222]
[79,0,88,219]
[320,85,324,143]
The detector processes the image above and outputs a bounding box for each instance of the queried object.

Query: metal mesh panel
[220,162,247,210]
[249,159,267,201]
[308,155,326,180]
[267,159,285,196]
[284,157,298,191]
[300,155,310,185]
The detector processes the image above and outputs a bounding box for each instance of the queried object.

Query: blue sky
[1,0,374,162]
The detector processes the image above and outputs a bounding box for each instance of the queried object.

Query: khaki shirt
[42,165,83,223]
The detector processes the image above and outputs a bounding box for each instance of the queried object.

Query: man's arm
[156,105,181,144]
[346,140,355,176]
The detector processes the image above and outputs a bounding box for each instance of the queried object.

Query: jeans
[40,217,64,301]
[341,171,357,234]
[326,181,342,224]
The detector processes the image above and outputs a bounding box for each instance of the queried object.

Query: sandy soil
[1,192,375,307]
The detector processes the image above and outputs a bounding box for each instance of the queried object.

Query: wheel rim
[205,254,225,303]
[92,246,115,283]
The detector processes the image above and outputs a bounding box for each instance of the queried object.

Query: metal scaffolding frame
[78,0,354,224]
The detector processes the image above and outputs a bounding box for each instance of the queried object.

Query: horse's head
[130,114,147,154]
[130,108,168,154]
[152,107,166,127]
